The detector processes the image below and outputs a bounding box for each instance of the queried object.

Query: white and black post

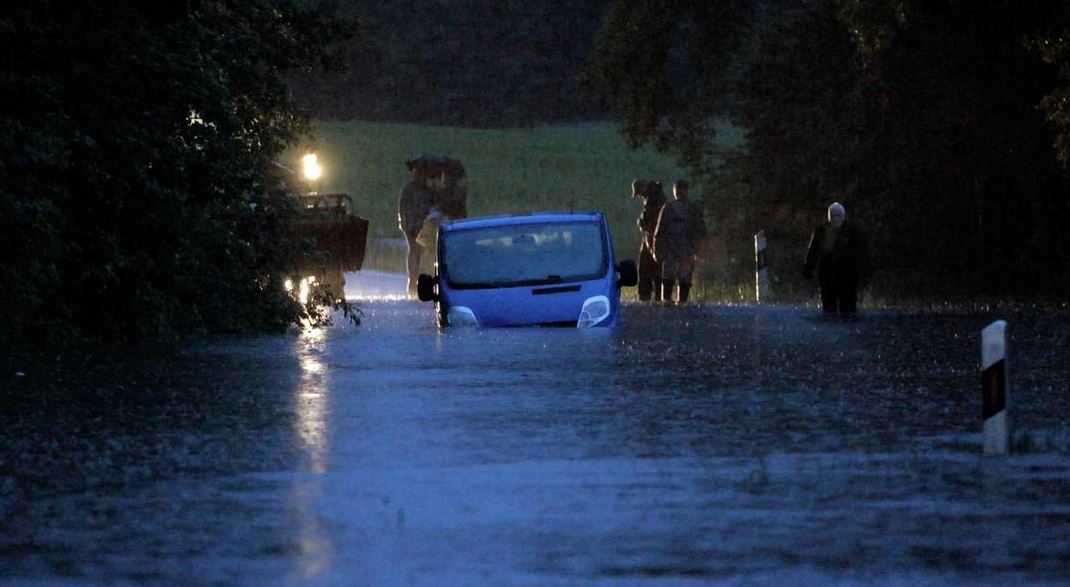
[754,230,769,303]
[981,320,1009,455]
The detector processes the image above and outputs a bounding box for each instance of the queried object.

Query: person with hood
[653,179,707,304]
[803,202,870,318]
[632,179,666,302]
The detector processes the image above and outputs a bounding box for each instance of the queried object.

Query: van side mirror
[416,274,439,302]
[616,260,638,287]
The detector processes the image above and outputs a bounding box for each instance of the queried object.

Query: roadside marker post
[754,230,769,303]
[981,320,1009,455]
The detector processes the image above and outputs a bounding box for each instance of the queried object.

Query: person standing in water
[803,202,870,319]
[632,179,666,302]
[653,179,706,304]
[398,163,434,297]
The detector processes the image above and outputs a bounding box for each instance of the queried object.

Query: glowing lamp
[302,153,323,182]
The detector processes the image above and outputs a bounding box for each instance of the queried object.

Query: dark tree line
[6,0,1067,356]
[288,0,611,126]
[0,1,353,351]
[590,0,1070,299]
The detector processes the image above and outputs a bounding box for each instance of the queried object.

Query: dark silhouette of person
[398,164,434,297]
[398,154,469,297]
[632,179,666,302]
[803,202,869,318]
[653,179,706,304]
[433,161,468,220]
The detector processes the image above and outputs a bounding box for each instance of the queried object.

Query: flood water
[2,285,1069,586]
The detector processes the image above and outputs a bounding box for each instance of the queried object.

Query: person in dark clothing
[653,179,707,304]
[803,202,869,318]
[434,165,468,220]
[632,179,666,302]
[398,164,434,297]
[398,154,469,297]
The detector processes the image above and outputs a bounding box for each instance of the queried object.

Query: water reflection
[343,269,409,301]
[291,327,332,580]
[3,302,1069,585]
[296,327,329,473]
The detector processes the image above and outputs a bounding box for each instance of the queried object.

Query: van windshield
[441,221,607,288]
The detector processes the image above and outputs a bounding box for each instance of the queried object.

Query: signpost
[754,230,769,303]
[981,320,1009,455]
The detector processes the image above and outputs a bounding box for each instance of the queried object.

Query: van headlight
[447,306,479,327]
[577,296,611,327]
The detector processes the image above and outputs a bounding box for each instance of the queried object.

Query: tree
[711,2,871,293]
[821,0,1070,292]
[0,0,355,350]
[287,0,612,126]
[588,0,750,172]
[1031,12,1070,169]
[589,0,1070,298]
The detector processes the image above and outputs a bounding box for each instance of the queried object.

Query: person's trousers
[637,245,661,301]
[821,285,857,316]
[661,279,691,303]
[660,255,695,303]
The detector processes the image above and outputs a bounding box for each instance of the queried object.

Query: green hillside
[290,120,687,270]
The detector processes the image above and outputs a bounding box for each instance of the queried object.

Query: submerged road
[1,273,1068,586]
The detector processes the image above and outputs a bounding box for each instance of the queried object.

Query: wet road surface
[1,294,1069,586]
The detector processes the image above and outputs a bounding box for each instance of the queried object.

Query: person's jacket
[637,192,666,249]
[653,199,706,261]
[434,177,468,219]
[398,181,433,234]
[803,222,869,286]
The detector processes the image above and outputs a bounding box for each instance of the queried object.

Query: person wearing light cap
[803,201,869,318]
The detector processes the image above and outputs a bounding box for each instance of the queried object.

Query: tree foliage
[0,0,354,350]
[587,0,750,172]
[1031,12,1070,168]
[288,0,611,127]
[590,0,1070,298]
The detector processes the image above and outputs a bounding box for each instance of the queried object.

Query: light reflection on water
[0,301,1067,585]
[296,327,329,473]
[293,326,332,579]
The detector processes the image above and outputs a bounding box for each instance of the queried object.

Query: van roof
[441,211,604,232]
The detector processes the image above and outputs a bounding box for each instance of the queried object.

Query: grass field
[289,120,687,266]
[291,121,1068,307]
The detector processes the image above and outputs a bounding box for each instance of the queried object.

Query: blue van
[417,211,637,327]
